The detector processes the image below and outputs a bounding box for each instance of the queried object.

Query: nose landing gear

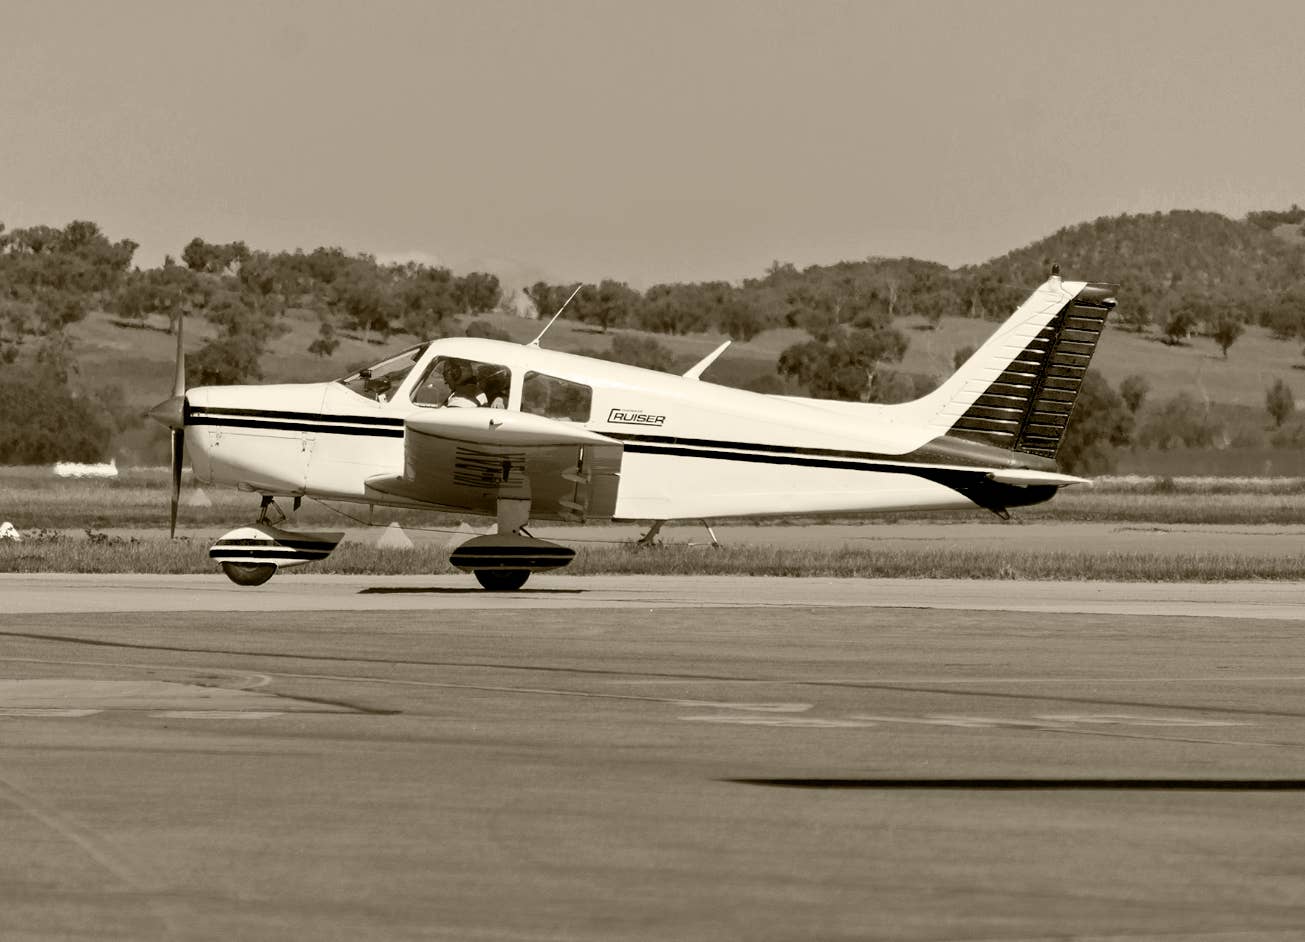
[210,498,343,587]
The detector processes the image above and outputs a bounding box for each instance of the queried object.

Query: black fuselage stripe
[191,407,404,427]
[608,431,913,463]
[189,417,405,438]
[214,539,341,550]
[185,413,991,482]
[209,550,334,560]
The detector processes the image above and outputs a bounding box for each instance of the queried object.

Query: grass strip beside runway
[2,532,1302,581]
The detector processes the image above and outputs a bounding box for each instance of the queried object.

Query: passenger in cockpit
[483,366,510,409]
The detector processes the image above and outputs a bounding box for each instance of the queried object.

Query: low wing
[365,409,623,521]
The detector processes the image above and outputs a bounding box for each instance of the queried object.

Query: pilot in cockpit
[443,361,487,408]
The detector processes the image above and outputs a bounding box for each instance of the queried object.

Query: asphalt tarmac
[3,574,1305,940]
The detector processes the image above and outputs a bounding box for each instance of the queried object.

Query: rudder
[920,276,1116,460]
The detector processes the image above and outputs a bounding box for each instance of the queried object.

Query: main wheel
[221,562,277,587]
[474,569,530,591]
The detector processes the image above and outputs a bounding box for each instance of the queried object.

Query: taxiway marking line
[254,667,810,711]
[0,770,178,933]
[0,655,272,690]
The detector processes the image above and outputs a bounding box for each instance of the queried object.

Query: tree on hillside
[1161,305,1197,345]
[0,219,136,348]
[1266,378,1295,428]
[778,324,910,402]
[1261,289,1305,339]
[637,283,712,335]
[1135,392,1218,449]
[182,237,250,274]
[307,315,339,358]
[0,365,113,463]
[454,272,502,315]
[328,259,398,343]
[1056,373,1133,474]
[571,280,640,333]
[785,278,892,341]
[715,294,769,341]
[524,282,560,323]
[396,266,459,337]
[1119,374,1150,414]
[191,332,265,386]
[603,334,677,372]
[110,260,207,333]
[1116,300,1152,333]
[1211,312,1244,358]
[1247,204,1305,231]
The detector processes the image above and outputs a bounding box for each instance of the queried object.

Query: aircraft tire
[221,562,277,587]
[474,569,530,591]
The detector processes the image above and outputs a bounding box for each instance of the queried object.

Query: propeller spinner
[146,316,186,537]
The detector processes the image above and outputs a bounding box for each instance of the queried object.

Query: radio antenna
[528,282,585,347]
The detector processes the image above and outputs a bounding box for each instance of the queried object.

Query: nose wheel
[220,561,278,587]
[473,569,531,591]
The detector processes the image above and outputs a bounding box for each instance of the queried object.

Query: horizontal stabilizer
[986,469,1091,487]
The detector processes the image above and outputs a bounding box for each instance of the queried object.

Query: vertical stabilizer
[911,276,1116,459]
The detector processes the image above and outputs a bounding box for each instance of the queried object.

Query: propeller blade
[169,428,183,538]
[162,310,186,537]
[172,311,185,397]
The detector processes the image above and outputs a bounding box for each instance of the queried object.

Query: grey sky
[2,0,1302,287]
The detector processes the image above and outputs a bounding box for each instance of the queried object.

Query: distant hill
[965,209,1305,320]
[754,209,1305,327]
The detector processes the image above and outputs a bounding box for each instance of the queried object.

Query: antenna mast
[528,283,585,347]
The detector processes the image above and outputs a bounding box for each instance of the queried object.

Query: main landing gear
[448,498,576,591]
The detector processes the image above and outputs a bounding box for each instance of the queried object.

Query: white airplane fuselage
[183,339,1007,522]
[181,276,1113,525]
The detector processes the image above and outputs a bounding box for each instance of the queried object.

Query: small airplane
[148,270,1114,589]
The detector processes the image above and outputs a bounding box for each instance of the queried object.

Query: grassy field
[2,528,1301,582]
[4,469,1305,579]
[5,467,1305,529]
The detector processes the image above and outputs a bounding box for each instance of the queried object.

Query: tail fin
[915,275,1116,459]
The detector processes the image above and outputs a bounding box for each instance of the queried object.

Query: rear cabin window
[522,372,592,422]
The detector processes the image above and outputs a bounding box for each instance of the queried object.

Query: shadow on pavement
[728,778,1305,791]
[358,586,584,595]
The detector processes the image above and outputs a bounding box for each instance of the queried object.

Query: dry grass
[7,469,1305,530]
[3,528,1302,582]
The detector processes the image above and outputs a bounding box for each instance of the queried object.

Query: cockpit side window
[522,372,592,422]
[335,344,429,403]
[411,356,512,409]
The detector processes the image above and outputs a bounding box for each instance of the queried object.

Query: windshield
[335,343,429,402]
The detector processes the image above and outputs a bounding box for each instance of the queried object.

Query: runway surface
[3,574,1305,940]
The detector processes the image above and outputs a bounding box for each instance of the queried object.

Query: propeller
[146,315,186,537]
